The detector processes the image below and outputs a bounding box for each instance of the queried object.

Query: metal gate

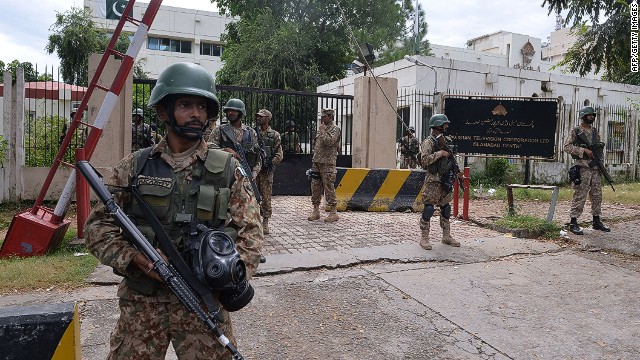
[132,80,354,195]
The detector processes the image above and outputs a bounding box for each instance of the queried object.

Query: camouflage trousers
[570,165,602,218]
[257,170,274,218]
[421,180,453,207]
[311,162,337,207]
[400,154,418,169]
[108,297,235,360]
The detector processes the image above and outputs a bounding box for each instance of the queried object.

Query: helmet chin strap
[165,100,209,141]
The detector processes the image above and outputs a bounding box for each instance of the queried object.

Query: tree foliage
[46,6,130,86]
[542,0,635,84]
[215,0,428,90]
[0,60,39,82]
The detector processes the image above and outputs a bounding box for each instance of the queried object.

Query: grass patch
[470,182,640,206]
[0,228,99,294]
[494,213,562,239]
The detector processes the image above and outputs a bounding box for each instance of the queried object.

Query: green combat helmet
[148,62,219,119]
[222,98,246,117]
[429,114,450,128]
[579,106,596,119]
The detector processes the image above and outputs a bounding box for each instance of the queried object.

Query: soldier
[84,62,263,359]
[281,120,302,154]
[563,106,611,235]
[131,108,153,151]
[308,108,341,223]
[399,126,420,169]
[208,99,263,180]
[255,109,283,234]
[419,114,462,250]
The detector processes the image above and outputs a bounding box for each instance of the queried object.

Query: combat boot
[324,206,339,223]
[262,218,270,235]
[592,216,610,232]
[325,204,331,212]
[440,217,460,247]
[419,219,432,250]
[307,205,321,221]
[569,217,583,235]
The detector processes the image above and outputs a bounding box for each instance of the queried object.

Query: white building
[84,0,235,79]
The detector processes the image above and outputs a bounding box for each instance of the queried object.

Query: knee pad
[422,205,435,222]
[440,204,452,219]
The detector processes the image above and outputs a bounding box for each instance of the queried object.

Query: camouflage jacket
[400,135,420,155]
[312,123,341,165]
[563,125,602,168]
[259,126,284,170]
[281,131,301,154]
[420,135,447,183]
[132,122,152,151]
[209,123,262,177]
[85,138,263,302]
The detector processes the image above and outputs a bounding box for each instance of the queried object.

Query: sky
[0,0,564,74]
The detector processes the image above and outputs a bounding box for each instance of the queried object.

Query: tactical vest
[262,129,277,160]
[427,136,449,175]
[571,127,602,160]
[282,132,299,153]
[219,124,260,168]
[124,146,236,295]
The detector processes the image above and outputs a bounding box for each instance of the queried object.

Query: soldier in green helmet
[399,126,420,169]
[563,106,611,235]
[131,107,153,151]
[209,98,263,180]
[85,62,263,359]
[418,113,462,250]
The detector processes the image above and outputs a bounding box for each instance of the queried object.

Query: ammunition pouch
[306,169,321,180]
[569,165,582,186]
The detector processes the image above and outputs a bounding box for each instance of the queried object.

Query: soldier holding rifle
[418,114,463,250]
[563,106,612,235]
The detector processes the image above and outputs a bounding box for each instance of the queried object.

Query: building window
[200,42,223,57]
[147,37,192,53]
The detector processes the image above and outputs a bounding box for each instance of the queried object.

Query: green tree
[215,0,425,90]
[0,60,38,82]
[46,6,130,86]
[543,0,635,84]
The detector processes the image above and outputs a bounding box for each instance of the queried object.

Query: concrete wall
[352,77,398,168]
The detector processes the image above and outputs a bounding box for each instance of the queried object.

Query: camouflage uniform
[85,138,263,360]
[419,134,459,247]
[256,126,283,219]
[311,121,341,208]
[399,135,420,169]
[209,124,262,179]
[563,125,603,218]
[132,122,153,151]
[281,131,301,154]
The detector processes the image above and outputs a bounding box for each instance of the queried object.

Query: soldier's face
[583,114,595,124]
[321,114,332,125]
[173,96,208,129]
[226,110,241,123]
[256,115,269,125]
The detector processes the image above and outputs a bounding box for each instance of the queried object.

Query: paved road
[2,196,640,359]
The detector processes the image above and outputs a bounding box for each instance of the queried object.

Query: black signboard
[444,97,558,158]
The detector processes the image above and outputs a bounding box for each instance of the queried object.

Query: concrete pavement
[2,196,640,359]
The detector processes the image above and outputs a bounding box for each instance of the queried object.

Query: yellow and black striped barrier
[0,302,81,359]
[335,167,426,212]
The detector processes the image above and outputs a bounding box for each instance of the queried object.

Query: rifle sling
[130,186,221,316]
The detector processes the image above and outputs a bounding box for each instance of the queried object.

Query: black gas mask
[187,224,254,312]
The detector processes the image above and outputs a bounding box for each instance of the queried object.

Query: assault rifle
[76,160,244,360]
[221,126,262,203]
[255,126,273,173]
[435,134,463,192]
[576,131,615,192]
